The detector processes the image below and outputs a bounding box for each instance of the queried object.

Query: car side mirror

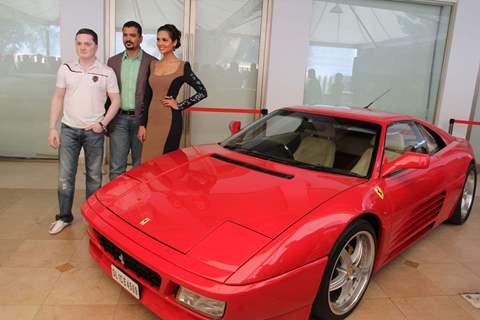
[382,152,430,178]
[229,120,241,135]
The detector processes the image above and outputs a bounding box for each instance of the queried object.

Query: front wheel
[312,219,376,320]
[447,164,476,225]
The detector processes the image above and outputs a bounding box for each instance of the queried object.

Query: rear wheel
[447,164,476,225]
[312,219,376,320]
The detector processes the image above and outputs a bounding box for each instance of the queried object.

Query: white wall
[429,0,480,136]
[265,0,312,111]
[60,0,105,63]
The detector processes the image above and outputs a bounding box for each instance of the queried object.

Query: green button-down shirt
[120,50,143,111]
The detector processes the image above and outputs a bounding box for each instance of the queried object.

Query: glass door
[188,0,266,145]
[467,66,480,161]
[113,0,268,147]
[0,1,61,158]
[113,0,186,58]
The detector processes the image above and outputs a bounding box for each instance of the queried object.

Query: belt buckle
[121,110,135,115]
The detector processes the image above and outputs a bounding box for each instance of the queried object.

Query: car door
[380,121,447,260]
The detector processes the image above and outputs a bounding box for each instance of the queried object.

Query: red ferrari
[82,106,476,320]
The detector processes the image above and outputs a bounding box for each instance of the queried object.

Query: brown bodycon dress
[141,61,207,162]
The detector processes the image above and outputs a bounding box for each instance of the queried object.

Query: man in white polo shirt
[47,28,120,234]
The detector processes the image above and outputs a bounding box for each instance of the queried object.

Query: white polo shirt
[56,60,119,129]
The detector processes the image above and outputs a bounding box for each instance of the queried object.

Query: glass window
[222,110,380,177]
[190,0,263,145]
[385,121,427,162]
[115,0,185,58]
[304,0,451,122]
[467,70,480,161]
[416,123,445,154]
[0,1,60,157]
[115,0,264,146]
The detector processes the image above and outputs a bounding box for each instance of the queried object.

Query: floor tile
[0,215,40,240]
[113,304,160,320]
[0,305,40,320]
[392,296,474,320]
[3,240,81,268]
[400,236,455,264]
[68,238,98,269]
[418,263,480,295]
[0,239,23,267]
[451,294,480,320]
[0,189,23,213]
[44,267,121,305]
[0,267,61,305]
[374,258,445,298]
[346,298,406,320]
[117,289,140,305]
[364,279,388,299]
[33,305,115,320]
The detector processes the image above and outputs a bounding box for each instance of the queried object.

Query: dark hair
[76,28,98,45]
[157,24,181,49]
[123,21,142,36]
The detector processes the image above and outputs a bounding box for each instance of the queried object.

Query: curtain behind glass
[115,0,185,58]
[304,0,451,122]
[189,0,262,145]
[0,1,60,157]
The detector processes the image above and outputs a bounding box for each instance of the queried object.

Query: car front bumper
[81,197,328,320]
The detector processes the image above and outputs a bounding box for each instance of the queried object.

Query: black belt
[120,109,135,115]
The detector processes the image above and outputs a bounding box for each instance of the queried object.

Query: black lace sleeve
[177,62,207,111]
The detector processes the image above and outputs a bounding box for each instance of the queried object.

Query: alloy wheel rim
[328,231,375,315]
[461,170,476,219]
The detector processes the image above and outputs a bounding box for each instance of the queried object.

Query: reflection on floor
[0,160,479,320]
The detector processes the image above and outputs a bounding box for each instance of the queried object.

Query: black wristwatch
[99,122,108,134]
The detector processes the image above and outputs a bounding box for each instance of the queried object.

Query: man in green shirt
[107,21,157,180]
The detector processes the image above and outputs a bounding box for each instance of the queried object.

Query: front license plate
[111,264,140,299]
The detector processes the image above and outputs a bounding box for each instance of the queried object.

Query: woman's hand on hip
[161,96,179,110]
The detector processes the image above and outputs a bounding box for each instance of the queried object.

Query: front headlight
[176,286,226,318]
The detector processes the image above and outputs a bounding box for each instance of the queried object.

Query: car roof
[285,105,414,125]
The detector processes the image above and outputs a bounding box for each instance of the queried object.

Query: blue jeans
[108,113,143,180]
[56,124,104,223]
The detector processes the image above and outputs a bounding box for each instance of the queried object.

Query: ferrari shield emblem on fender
[374,186,384,200]
[140,218,151,225]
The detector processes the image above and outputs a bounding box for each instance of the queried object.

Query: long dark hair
[157,24,181,49]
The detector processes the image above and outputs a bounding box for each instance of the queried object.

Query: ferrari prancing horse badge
[140,218,151,225]
[374,186,384,200]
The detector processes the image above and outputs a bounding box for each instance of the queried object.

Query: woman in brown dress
[138,24,207,162]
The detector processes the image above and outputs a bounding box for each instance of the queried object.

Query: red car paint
[82,106,475,320]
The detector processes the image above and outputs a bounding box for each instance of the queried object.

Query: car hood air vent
[210,153,294,179]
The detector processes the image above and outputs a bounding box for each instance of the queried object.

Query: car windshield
[221,109,381,178]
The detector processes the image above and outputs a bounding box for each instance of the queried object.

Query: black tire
[447,164,476,225]
[311,219,376,320]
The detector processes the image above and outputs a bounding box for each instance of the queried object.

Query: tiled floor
[0,160,479,320]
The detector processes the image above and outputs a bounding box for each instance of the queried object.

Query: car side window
[385,122,427,162]
[415,123,446,155]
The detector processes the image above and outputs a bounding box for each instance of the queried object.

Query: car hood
[96,144,365,254]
